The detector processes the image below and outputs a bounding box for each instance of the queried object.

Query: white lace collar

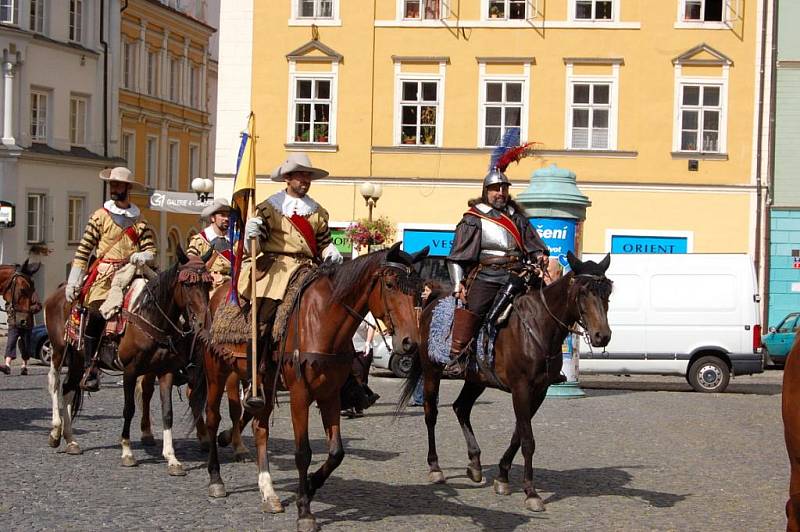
[203,225,228,242]
[104,200,140,219]
[267,190,319,217]
[475,202,515,216]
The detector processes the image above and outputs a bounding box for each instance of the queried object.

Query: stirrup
[242,383,266,413]
[443,355,467,378]
[80,368,100,392]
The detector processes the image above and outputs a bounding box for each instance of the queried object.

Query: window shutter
[440,0,451,19]
[724,0,742,26]
[526,0,539,20]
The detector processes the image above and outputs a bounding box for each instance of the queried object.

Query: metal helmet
[483,167,511,189]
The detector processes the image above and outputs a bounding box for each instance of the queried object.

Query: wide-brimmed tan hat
[99,167,145,190]
[270,152,329,182]
[201,197,231,219]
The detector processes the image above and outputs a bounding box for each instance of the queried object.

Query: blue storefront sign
[529,218,577,269]
[402,229,454,257]
[611,235,688,254]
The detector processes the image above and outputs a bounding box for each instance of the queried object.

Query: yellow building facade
[119,0,215,268]
[242,0,762,260]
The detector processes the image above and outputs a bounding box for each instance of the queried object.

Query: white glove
[245,217,264,239]
[130,250,155,267]
[65,266,84,304]
[322,243,344,264]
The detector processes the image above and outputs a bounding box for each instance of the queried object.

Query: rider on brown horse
[445,162,549,377]
[64,167,157,391]
[241,152,343,400]
[187,198,233,292]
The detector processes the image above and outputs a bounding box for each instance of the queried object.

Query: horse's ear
[566,250,581,273]
[176,245,189,265]
[598,253,611,273]
[410,246,430,264]
[18,259,28,273]
[385,241,403,261]
[24,261,41,275]
[200,248,214,263]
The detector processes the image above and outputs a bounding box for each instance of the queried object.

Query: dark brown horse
[783,332,800,531]
[192,242,427,531]
[44,248,212,475]
[397,251,612,513]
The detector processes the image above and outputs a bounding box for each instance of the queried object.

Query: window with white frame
[682,0,725,22]
[298,0,333,18]
[292,78,332,144]
[169,56,181,103]
[188,144,199,186]
[403,0,444,19]
[27,193,47,244]
[147,50,159,96]
[67,196,85,244]
[122,41,136,90]
[481,80,524,147]
[399,80,441,146]
[189,64,200,108]
[678,84,723,152]
[574,0,612,20]
[69,0,83,42]
[569,82,611,149]
[146,136,158,188]
[121,132,135,172]
[29,0,44,32]
[168,141,179,190]
[487,0,527,20]
[30,90,48,142]
[69,95,88,146]
[0,0,17,25]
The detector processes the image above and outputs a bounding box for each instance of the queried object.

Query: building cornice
[563,57,625,65]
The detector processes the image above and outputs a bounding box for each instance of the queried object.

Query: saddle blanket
[65,278,147,347]
[428,296,491,371]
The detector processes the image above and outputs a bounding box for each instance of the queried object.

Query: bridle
[536,272,612,349]
[1,269,35,319]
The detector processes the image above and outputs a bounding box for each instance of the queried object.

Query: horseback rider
[241,152,343,387]
[187,198,233,291]
[444,166,549,377]
[65,167,157,391]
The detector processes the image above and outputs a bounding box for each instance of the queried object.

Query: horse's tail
[395,352,423,417]
[186,336,208,433]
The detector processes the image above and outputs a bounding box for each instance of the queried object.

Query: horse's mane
[321,250,389,303]
[136,264,180,318]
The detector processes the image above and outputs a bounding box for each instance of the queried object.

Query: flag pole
[248,196,264,407]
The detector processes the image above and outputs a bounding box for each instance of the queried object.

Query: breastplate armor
[480,217,517,256]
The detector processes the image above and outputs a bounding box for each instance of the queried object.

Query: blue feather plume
[488,127,521,171]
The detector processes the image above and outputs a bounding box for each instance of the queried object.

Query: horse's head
[566,251,613,348]
[369,242,429,355]
[2,260,41,328]
[174,246,213,332]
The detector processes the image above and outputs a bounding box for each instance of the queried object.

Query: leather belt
[479,255,521,266]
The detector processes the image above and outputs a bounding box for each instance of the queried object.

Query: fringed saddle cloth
[65,278,147,348]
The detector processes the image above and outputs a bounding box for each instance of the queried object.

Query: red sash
[466,207,525,251]
[287,214,318,257]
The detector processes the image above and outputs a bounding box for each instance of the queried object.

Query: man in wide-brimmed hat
[188,197,232,291]
[242,152,343,361]
[65,166,157,391]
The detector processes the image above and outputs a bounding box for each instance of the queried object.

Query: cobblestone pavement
[0,339,789,530]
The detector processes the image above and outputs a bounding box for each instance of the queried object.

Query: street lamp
[191,177,214,202]
[359,181,383,221]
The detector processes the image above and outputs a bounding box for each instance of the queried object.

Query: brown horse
[44,248,212,474]
[397,251,612,513]
[192,242,427,531]
[783,332,800,531]
[0,260,41,328]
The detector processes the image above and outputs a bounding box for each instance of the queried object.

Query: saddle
[64,278,146,349]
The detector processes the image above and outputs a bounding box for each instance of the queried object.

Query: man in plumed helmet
[445,148,548,377]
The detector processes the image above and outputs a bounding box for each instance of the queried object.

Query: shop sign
[611,235,688,254]
[330,229,352,254]
[529,218,577,268]
[402,229,455,257]
[149,190,213,214]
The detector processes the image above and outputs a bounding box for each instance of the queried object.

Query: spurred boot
[444,307,482,377]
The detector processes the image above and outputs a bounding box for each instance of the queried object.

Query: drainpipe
[763,0,779,327]
[100,0,108,159]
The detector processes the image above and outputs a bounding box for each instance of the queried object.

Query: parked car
[761,312,800,366]
[579,253,764,393]
[18,324,52,365]
[369,335,415,378]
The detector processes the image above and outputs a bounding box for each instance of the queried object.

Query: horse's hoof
[217,430,232,448]
[493,479,511,496]
[168,463,186,476]
[141,435,156,447]
[261,496,284,514]
[121,455,137,467]
[199,440,210,453]
[466,466,483,483]
[208,483,227,498]
[428,470,446,484]
[233,449,251,463]
[65,442,82,455]
[48,434,61,448]
[525,496,546,512]
[297,516,318,532]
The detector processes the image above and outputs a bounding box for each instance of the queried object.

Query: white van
[578,254,763,393]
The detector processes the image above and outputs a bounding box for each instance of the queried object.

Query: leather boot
[80,334,101,392]
[444,307,482,377]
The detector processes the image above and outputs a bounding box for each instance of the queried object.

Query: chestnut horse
[192,242,427,531]
[0,260,41,338]
[397,251,612,513]
[783,331,800,531]
[44,248,212,476]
